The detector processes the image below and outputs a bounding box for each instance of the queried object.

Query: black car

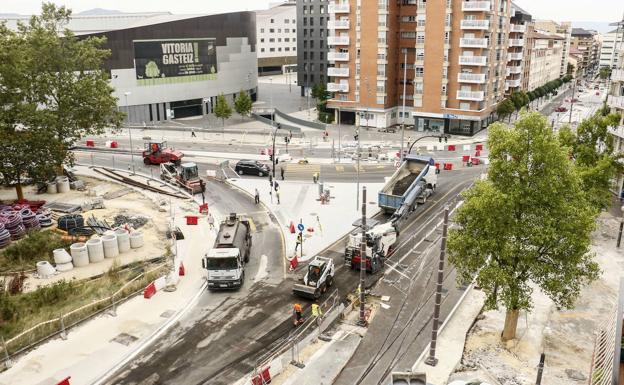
[235,160,270,176]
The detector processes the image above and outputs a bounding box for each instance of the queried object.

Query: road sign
[297,223,305,232]
[443,113,458,119]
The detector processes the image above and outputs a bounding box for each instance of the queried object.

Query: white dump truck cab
[202,248,244,289]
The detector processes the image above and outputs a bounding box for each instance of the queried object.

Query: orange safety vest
[293,303,302,312]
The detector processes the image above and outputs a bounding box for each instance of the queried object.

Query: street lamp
[271,123,282,179]
[124,91,135,174]
[356,111,363,210]
[618,205,624,248]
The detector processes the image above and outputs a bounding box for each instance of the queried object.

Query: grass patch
[0,231,73,273]
[0,261,167,355]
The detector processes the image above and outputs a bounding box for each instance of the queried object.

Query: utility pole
[358,187,367,327]
[124,91,135,174]
[425,205,449,366]
[400,50,408,163]
[338,107,342,163]
[569,78,576,124]
[356,112,361,210]
[535,353,545,385]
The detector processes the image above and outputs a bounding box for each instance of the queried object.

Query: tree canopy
[234,90,252,117]
[496,99,515,122]
[214,94,232,126]
[448,112,600,341]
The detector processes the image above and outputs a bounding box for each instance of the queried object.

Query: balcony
[461,1,491,11]
[508,65,522,74]
[328,19,350,29]
[510,24,526,33]
[328,35,350,45]
[328,51,349,61]
[506,78,521,88]
[328,2,349,13]
[458,72,486,83]
[460,19,490,30]
[507,52,523,61]
[327,82,349,92]
[612,69,624,82]
[509,39,524,47]
[459,55,488,66]
[608,95,624,109]
[460,38,488,48]
[328,67,349,77]
[457,90,485,101]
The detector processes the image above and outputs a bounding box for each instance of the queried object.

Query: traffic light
[284,136,288,143]
[444,135,448,143]
[438,136,442,143]
[269,154,273,161]
[354,134,359,141]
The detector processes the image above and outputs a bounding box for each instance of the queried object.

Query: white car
[276,153,292,163]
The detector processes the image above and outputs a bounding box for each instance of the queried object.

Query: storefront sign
[134,38,217,81]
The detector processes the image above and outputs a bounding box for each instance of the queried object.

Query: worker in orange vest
[293,303,304,326]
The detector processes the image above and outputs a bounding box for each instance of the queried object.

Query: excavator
[142,141,184,165]
[160,162,205,194]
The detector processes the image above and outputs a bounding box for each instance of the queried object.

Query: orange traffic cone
[289,221,296,234]
[179,261,186,276]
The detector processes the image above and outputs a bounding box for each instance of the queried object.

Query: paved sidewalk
[0,177,218,385]
[228,177,384,263]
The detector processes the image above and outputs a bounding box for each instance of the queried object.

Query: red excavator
[142,141,184,165]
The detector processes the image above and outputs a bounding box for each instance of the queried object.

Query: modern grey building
[296,0,329,97]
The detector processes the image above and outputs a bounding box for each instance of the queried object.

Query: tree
[214,93,232,126]
[599,67,612,80]
[496,99,515,122]
[311,83,332,123]
[19,3,123,173]
[448,112,600,341]
[234,90,252,117]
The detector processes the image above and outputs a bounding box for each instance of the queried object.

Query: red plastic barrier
[462,155,470,163]
[447,144,456,151]
[475,144,483,151]
[444,163,453,171]
[434,163,440,170]
[475,150,481,157]
[471,158,481,165]
[185,216,198,225]
[289,222,296,234]
[56,377,71,385]
[143,282,156,299]
[86,140,95,147]
[110,141,118,149]
[179,261,185,276]
[198,203,209,214]
[251,367,271,385]
[289,256,299,271]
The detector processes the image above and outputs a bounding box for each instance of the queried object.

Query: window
[320,63,324,71]
[303,6,307,14]
[270,28,275,33]
[303,18,307,26]
[269,38,275,42]
[310,5,315,13]
[310,52,315,60]
[304,29,308,37]
[285,19,289,24]
[377,64,386,76]
[285,38,290,42]
[310,18,314,26]
[304,40,308,49]
[320,29,324,38]
[260,38,265,43]
[417,32,425,44]
[304,52,308,60]
[310,40,315,48]
[270,48,275,52]
[402,16,416,22]
[260,28,265,33]
[416,48,424,61]
[320,40,324,48]
[292,19,295,24]
[270,19,274,23]
[278,47,282,51]
[310,29,314,37]
[415,66,424,77]
[285,29,289,33]
[402,31,416,39]
[278,29,282,33]
[320,52,324,60]
[377,96,385,104]
[378,15,387,27]
[261,48,265,52]
[444,32,449,44]
[414,83,423,94]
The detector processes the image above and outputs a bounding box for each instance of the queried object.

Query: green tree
[448,112,600,341]
[19,3,123,173]
[311,83,331,122]
[509,92,526,111]
[234,90,252,117]
[214,93,232,126]
[496,99,515,122]
[599,67,612,80]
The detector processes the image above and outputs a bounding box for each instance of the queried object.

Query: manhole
[160,310,175,318]
[111,333,138,346]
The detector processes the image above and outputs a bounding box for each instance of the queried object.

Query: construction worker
[294,232,303,252]
[293,303,304,326]
[207,213,215,230]
[311,301,323,330]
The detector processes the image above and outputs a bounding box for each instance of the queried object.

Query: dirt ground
[450,212,623,385]
[0,176,172,291]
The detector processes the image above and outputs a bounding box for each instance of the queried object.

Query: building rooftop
[572,27,595,36]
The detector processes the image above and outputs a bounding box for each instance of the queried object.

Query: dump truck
[378,155,437,218]
[160,162,205,194]
[345,220,398,274]
[292,256,335,299]
[202,213,252,289]
[142,141,184,165]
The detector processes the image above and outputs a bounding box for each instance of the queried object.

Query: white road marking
[254,254,268,281]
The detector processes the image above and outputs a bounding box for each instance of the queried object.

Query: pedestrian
[294,232,302,252]
[208,213,215,230]
[274,180,279,191]
[293,303,303,326]
[280,166,285,180]
[276,189,281,204]
[191,129,197,138]
[254,188,260,204]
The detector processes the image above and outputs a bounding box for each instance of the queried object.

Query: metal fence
[589,304,618,385]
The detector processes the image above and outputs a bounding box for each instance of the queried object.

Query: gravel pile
[391,173,418,196]
[113,214,148,229]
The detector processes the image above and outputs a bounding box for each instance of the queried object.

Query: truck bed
[379,156,433,211]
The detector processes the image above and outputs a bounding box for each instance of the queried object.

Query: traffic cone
[289,221,296,234]
[179,261,185,276]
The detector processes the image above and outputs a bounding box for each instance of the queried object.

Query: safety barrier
[274,108,327,130]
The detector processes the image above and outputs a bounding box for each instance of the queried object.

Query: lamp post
[356,111,362,210]
[400,50,408,163]
[569,78,577,124]
[271,123,282,179]
[338,107,342,163]
[618,205,624,248]
[124,91,135,174]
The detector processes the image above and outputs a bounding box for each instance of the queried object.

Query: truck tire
[314,288,321,299]
[258,170,263,176]
[143,157,151,165]
[321,283,327,294]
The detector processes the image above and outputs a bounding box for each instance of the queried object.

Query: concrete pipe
[53,248,72,264]
[56,176,70,193]
[129,231,144,249]
[47,182,58,194]
[102,234,119,258]
[115,228,131,253]
[36,261,56,278]
[87,237,105,263]
[55,262,74,272]
[70,242,89,267]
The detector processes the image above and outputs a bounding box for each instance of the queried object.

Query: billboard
[133,38,217,83]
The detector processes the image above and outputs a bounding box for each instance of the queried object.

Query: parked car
[555,106,568,112]
[234,160,270,176]
[378,126,397,133]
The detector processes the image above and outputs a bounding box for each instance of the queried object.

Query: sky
[1,0,622,24]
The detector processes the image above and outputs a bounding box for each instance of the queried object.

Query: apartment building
[506,2,531,95]
[256,1,298,75]
[608,19,624,198]
[599,28,624,69]
[525,31,564,91]
[571,27,599,77]
[326,0,511,136]
[296,0,329,97]
[534,20,572,76]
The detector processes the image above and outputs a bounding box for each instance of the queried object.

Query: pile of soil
[392,173,418,196]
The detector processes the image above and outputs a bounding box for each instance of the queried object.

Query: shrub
[0,231,73,272]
